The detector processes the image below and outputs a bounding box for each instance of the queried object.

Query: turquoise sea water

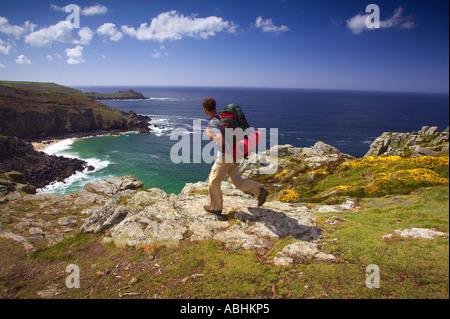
[38,86,449,196]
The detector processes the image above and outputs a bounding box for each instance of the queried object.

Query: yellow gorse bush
[281,189,300,202]
[342,155,449,171]
[394,168,449,184]
[334,155,449,197]
[274,169,289,178]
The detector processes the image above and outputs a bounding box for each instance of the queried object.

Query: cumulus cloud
[253,16,290,33]
[0,38,13,54]
[81,4,108,16]
[65,45,85,64]
[77,27,94,44]
[24,21,94,47]
[121,10,237,42]
[0,17,36,39]
[24,20,74,46]
[347,6,415,34]
[0,62,5,68]
[50,3,108,16]
[97,23,123,41]
[15,54,32,65]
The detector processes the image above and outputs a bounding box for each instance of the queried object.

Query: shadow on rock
[234,207,323,242]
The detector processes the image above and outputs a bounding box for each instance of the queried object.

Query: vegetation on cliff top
[256,152,449,204]
[0,81,147,100]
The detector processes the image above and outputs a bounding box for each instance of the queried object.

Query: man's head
[202,97,216,116]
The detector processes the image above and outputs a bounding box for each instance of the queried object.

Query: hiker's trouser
[208,157,262,211]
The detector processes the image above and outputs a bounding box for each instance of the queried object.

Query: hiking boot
[257,188,268,207]
[203,205,223,216]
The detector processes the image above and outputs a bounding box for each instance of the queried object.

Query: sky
[0,0,448,93]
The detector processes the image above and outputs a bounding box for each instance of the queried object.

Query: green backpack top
[217,103,250,132]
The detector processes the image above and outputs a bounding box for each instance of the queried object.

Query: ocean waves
[37,137,112,195]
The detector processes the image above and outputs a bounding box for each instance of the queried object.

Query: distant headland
[0,81,148,100]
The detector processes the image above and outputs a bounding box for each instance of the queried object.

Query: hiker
[202,97,268,218]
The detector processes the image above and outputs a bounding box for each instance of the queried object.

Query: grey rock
[411,146,437,157]
[394,228,447,239]
[83,175,143,196]
[80,199,131,233]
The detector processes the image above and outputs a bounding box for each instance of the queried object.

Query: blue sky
[0,0,448,93]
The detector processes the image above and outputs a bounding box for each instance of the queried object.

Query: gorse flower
[281,189,300,202]
[335,155,449,197]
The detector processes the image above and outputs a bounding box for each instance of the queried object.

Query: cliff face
[0,85,151,139]
[0,136,87,193]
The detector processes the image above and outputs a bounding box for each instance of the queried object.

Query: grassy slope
[0,81,83,95]
[0,156,448,299]
[0,83,140,138]
[0,81,146,100]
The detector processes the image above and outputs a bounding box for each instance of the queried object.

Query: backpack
[212,104,259,159]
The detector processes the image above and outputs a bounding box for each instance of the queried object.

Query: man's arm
[206,127,223,142]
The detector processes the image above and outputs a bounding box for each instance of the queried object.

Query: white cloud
[46,53,62,61]
[0,62,5,68]
[347,6,415,34]
[0,38,13,54]
[151,45,168,58]
[82,4,108,16]
[65,45,85,64]
[77,27,94,44]
[121,10,237,42]
[25,20,74,46]
[346,14,367,35]
[0,17,36,39]
[51,4,108,16]
[24,22,94,47]
[97,23,123,41]
[15,54,32,65]
[254,16,290,33]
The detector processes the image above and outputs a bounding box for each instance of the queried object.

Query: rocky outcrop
[239,141,355,177]
[365,126,449,157]
[0,136,87,194]
[83,89,147,100]
[72,175,351,265]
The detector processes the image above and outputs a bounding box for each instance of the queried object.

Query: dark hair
[202,97,216,112]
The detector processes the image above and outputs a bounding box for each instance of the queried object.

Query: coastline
[31,139,65,151]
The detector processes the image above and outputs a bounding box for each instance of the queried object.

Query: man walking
[202,97,268,219]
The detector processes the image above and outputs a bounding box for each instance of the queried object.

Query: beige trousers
[208,157,262,211]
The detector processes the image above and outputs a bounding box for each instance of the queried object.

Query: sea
[37,86,449,196]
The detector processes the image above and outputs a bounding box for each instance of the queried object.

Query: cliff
[0,135,88,193]
[0,84,151,139]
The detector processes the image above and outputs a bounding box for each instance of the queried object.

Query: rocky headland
[0,85,151,140]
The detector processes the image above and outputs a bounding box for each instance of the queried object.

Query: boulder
[80,198,131,233]
[82,175,143,196]
[394,228,447,239]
